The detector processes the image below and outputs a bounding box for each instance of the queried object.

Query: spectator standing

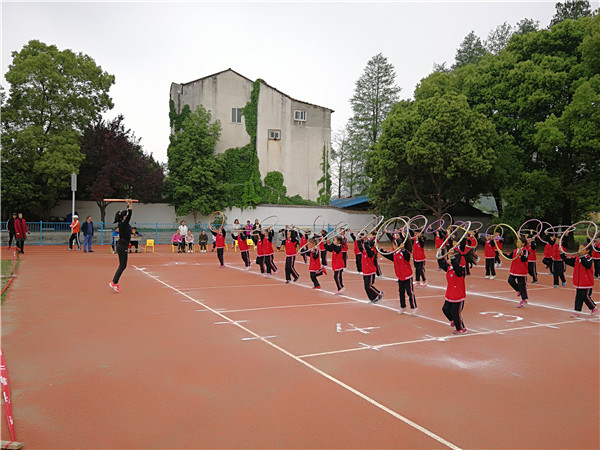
[69,214,81,250]
[14,212,29,254]
[7,212,17,249]
[81,216,94,253]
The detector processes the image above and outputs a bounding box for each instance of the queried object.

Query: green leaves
[166,105,223,217]
[1,40,115,214]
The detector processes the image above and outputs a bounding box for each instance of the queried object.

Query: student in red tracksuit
[308,238,326,288]
[255,231,265,274]
[284,227,300,284]
[262,228,278,278]
[357,236,383,303]
[319,230,328,267]
[233,231,251,270]
[350,232,363,273]
[440,251,468,334]
[299,232,309,264]
[381,239,417,314]
[340,231,349,268]
[411,231,427,286]
[551,235,566,287]
[494,232,503,268]
[325,236,345,294]
[210,227,227,267]
[370,231,382,277]
[504,237,530,308]
[482,234,497,279]
[592,238,600,279]
[561,244,598,318]
[435,229,446,270]
[542,235,554,273]
[525,234,538,284]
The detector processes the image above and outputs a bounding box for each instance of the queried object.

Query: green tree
[330,129,349,198]
[79,115,165,223]
[550,0,592,26]
[317,143,332,205]
[263,171,286,204]
[485,22,514,55]
[453,31,488,69]
[369,92,497,218]
[165,106,223,220]
[1,40,114,215]
[349,53,401,148]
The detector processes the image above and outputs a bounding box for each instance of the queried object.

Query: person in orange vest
[68,214,81,250]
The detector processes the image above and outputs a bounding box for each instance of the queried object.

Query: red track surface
[1,245,599,449]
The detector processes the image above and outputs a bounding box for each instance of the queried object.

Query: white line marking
[530,321,560,329]
[215,320,249,325]
[347,323,380,335]
[224,263,451,325]
[358,342,380,351]
[299,318,587,358]
[242,335,277,341]
[133,264,461,450]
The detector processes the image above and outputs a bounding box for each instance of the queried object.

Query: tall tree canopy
[369,87,497,218]
[165,105,224,220]
[1,40,115,216]
[79,115,165,222]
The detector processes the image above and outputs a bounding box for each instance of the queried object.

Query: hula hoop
[425,218,444,234]
[537,222,554,244]
[334,221,350,235]
[518,219,543,239]
[441,213,453,227]
[375,217,409,256]
[494,223,521,261]
[559,221,599,256]
[469,221,483,232]
[357,215,384,238]
[313,215,325,233]
[484,223,504,238]
[260,215,279,228]
[435,222,472,260]
[407,215,428,233]
[544,224,572,237]
[208,211,225,232]
[298,228,336,253]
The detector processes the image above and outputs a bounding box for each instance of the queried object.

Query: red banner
[0,348,16,443]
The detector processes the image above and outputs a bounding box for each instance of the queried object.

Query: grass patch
[1,256,19,303]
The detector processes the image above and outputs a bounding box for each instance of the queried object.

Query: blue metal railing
[0,222,334,246]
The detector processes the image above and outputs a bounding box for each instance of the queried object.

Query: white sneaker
[398,307,407,315]
[485,275,490,279]
[490,275,495,280]
[410,308,419,315]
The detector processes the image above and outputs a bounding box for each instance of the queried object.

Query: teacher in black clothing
[109,199,133,293]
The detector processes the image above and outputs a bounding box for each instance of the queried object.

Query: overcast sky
[2,1,565,164]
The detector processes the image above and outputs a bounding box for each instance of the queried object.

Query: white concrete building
[170,69,333,201]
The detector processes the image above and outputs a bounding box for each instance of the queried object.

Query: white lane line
[299,318,587,359]
[133,264,462,450]
[224,263,450,325]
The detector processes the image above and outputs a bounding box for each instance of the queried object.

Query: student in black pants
[109,200,133,293]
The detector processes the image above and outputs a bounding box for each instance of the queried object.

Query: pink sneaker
[109,281,120,293]
[571,312,581,318]
[517,300,527,308]
[591,307,598,316]
[453,329,467,335]
[312,285,321,289]
[449,321,454,327]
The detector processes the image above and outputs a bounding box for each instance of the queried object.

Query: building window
[293,110,306,122]
[268,129,281,140]
[231,107,242,123]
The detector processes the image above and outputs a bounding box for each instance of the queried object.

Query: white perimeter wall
[50,200,373,230]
